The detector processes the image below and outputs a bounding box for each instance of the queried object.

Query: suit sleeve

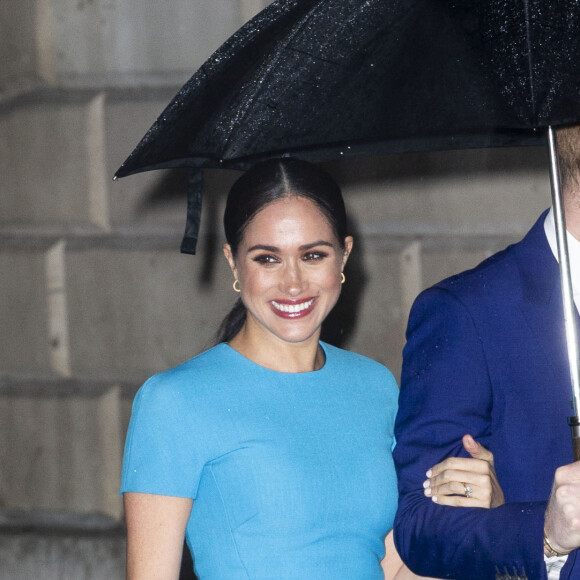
[393,286,547,580]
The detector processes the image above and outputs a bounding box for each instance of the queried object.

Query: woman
[121,158,503,580]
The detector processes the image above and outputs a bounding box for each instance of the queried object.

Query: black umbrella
[114,0,580,176]
[114,0,580,456]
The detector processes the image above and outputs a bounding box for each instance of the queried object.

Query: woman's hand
[422,434,505,508]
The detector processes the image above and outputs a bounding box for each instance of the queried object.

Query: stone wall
[0,1,550,578]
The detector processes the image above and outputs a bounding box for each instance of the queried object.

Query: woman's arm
[382,531,435,579]
[384,436,505,580]
[124,492,194,580]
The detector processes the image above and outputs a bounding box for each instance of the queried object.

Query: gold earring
[341,272,346,284]
[233,279,241,292]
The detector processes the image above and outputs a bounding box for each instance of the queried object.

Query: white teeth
[271,299,314,313]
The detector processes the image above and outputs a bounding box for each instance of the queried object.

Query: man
[393,125,580,580]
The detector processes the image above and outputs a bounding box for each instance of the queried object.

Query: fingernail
[432,496,438,503]
[426,469,432,478]
[423,479,430,489]
[424,487,432,496]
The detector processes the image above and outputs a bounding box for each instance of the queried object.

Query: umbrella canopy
[115,0,580,178]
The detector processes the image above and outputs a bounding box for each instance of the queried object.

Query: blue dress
[121,342,399,579]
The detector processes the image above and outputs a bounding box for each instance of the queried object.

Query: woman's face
[224,196,353,347]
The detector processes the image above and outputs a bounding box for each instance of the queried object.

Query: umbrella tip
[112,175,118,181]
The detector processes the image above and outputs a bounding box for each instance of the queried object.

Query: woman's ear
[342,236,354,269]
[223,243,238,279]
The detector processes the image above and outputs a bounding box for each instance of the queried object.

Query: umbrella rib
[286,46,344,67]
[221,11,318,157]
[523,0,537,122]
[221,1,369,157]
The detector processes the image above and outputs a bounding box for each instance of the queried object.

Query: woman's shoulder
[323,344,398,410]
[136,343,233,401]
[323,343,397,382]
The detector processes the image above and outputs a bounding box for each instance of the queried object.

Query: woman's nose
[279,264,307,295]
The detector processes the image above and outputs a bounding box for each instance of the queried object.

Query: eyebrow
[246,240,335,253]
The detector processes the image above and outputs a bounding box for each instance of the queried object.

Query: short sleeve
[120,374,205,499]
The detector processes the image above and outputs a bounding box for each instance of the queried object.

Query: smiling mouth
[271,298,315,315]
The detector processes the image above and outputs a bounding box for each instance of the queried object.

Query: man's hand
[544,461,580,554]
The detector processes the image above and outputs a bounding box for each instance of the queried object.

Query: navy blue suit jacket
[394,211,579,579]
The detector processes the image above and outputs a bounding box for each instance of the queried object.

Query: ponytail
[215,298,246,344]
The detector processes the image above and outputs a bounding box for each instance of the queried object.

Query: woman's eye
[252,254,279,264]
[303,251,327,262]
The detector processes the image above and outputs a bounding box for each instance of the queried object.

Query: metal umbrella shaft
[547,126,580,461]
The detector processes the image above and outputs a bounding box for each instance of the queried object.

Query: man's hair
[557,124,580,193]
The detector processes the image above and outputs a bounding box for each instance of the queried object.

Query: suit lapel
[512,215,579,576]
[515,212,574,399]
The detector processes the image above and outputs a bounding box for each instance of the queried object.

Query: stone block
[0,244,52,376]
[52,0,245,86]
[420,237,518,291]
[105,91,182,223]
[330,244,406,379]
[0,93,108,227]
[327,146,551,239]
[0,0,48,99]
[0,531,125,580]
[65,235,237,382]
[0,385,122,518]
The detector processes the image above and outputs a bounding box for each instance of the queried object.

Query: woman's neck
[228,325,324,373]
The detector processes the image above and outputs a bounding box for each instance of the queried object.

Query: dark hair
[216,158,348,343]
